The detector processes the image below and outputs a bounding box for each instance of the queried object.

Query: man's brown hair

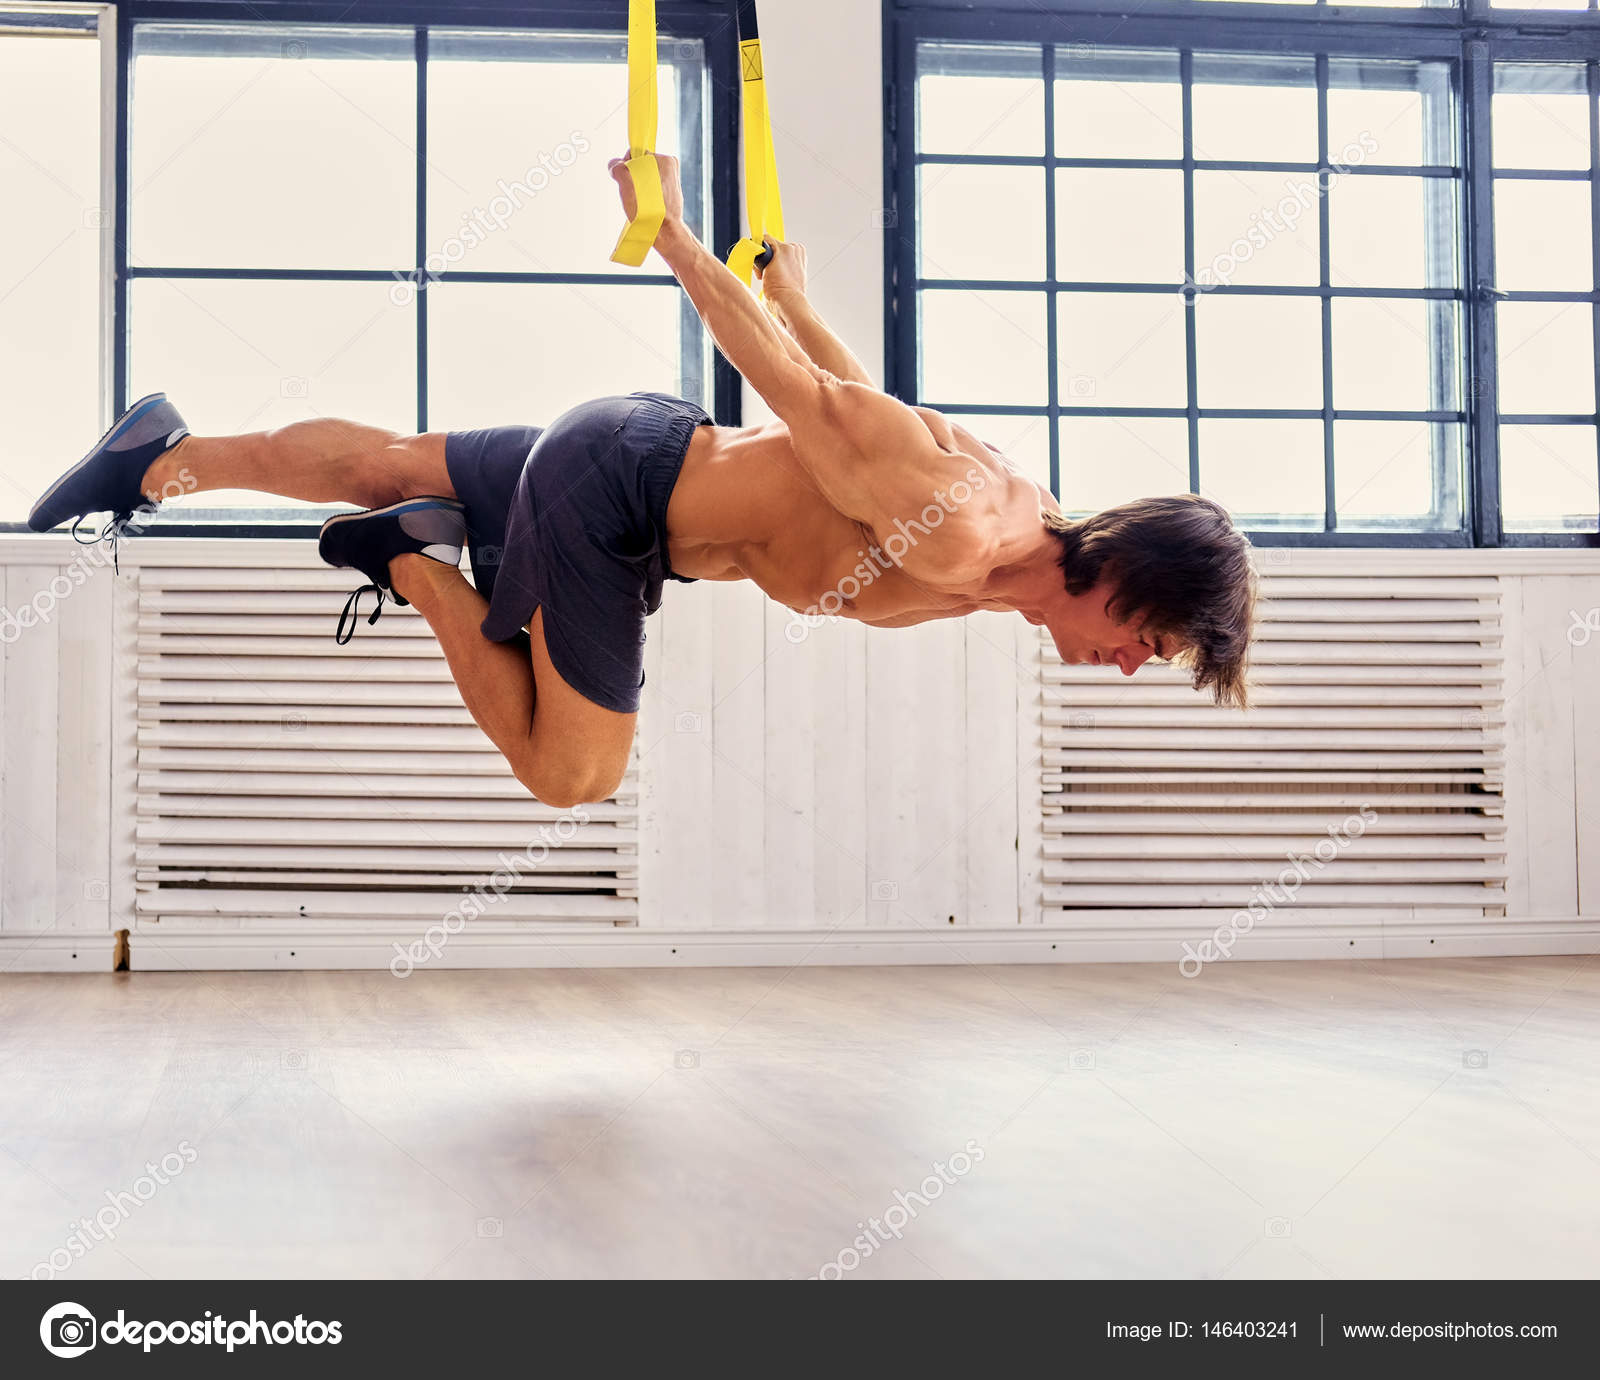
[1047,493,1256,709]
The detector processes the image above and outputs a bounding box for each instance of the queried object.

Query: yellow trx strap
[725,0,785,286]
[610,0,666,267]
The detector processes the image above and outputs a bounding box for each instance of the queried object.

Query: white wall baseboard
[4,922,1597,973]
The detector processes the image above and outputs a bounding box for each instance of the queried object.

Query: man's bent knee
[514,757,626,810]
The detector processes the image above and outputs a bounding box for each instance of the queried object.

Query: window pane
[1057,293,1187,408]
[1494,180,1593,293]
[1199,419,1324,528]
[1054,48,1181,161]
[1334,421,1460,529]
[917,43,1043,157]
[427,32,697,277]
[953,413,1051,494]
[1329,175,1454,289]
[1497,302,1596,415]
[130,280,415,513]
[1056,169,1184,284]
[428,283,682,430]
[1493,64,1589,171]
[0,29,102,523]
[919,290,1047,405]
[1192,53,1318,165]
[1193,170,1321,288]
[1327,59,1454,170]
[1332,299,1456,412]
[920,166,1044,281]
[1500,425,1600,533]
[1059,418,1190,513]
[131,25,415,269]
[1196,295,1323,409]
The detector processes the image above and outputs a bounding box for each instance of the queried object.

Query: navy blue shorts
[444,392,709,714]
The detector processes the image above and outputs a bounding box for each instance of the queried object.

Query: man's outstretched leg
[27,392,451,531]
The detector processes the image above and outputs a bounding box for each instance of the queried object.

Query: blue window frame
[886,0,1600,547]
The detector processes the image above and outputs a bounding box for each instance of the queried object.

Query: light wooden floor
[2,956,1596,1280]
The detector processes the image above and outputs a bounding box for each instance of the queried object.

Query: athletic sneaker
[318,497,467,644]
[28,393,191,537]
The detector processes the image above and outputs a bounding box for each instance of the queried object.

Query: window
[0,5,108,525]
[124,18,718,524]
[892,1,1600,546]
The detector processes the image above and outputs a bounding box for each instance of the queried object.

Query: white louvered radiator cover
[131,563,637,927]
[1038,570,1506,927]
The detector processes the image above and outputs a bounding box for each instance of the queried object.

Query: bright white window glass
[919,290,1048,406]
[1193,170,1321,289]
[1497,301,1596,415]
[916,43,1043,157]
[1500,425,1599,532]
[130,25,415,270]
[1191,53,1318,165]
[428,283,680,430]
[129,280,415,513]
[1058,418,1190,513]
[1328,174,1451,289]
[1054,49,1181,161]
[1332,299,1450,412]
[0,27,102,524]
[1199,419,1324,527]
[1195,295,1323,410]
[919,165,1045,281]
[1494,179,1594,293]
[1491,0,1589,12]
[427,32,693,277]
[1334,421,1454,527]
[1056,169,1184,284]
[953,413,1052,494]
[1492,64,1590,171]
[1326,59,1454,170]
[1056,293,1187,408]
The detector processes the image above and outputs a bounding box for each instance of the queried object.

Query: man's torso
[665,407,1054,627]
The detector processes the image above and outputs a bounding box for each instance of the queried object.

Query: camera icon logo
[280,376,309,399]
[1068,1049,1096,1072]
[476,1217,503,1238]
[870,880,899,901]
[674,711,702,734]
[1264,1216,1292,1238]
[83,880,109,901]
[40,1302,97,1358]
[674,1049,699,1069]
[1463,1049,1489,1070]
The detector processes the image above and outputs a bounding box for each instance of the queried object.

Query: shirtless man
[27,154,1255,809]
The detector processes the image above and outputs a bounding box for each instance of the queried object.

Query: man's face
[1041,576,1175,677]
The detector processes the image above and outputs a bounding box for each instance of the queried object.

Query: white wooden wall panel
[2,567,62,934]
[3,540,1600,968]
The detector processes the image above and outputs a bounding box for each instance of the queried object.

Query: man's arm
[611,155,833,432]
[757,240,876,388]
[613,156,999,587]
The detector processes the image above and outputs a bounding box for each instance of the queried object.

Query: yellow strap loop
[726,29,786,286]
[610,0,665,267]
